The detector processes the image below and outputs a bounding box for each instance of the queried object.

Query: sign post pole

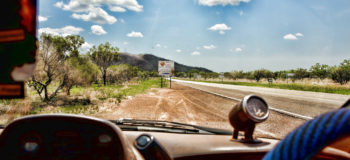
[158,61,175,89]
[161,77,163,88]
[268,78,273,87]
[219,73,224,83]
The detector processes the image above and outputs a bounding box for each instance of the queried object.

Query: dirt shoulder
[94,83,305,139]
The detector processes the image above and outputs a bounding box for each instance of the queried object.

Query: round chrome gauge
[242,95,269,123]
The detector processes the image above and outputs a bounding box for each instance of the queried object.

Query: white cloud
[55,0,143,24]
[208,23,231,35]
[109,6,126,12]
[296,33,304,37]
[283,33,304,40]
[123,41,129,45]
[38,16,48,22]
[80,42,93,53]
[55,1,92,12]
[38,26,84,36]
[54,1,64,8]
[72,7,117,24]
[192,51,200,55]
[154,44,167,48]
[198,0,250,6]
[235,48,242,52]
[155,43,162,48]
[176,49,182,53]
[91,25,107,35]
[283,34,298,40]
[126,31,143,38]
[55,0,143,12]
[203,44,216,50]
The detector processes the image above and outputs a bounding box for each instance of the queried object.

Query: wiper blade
[165,121,232,135]
[110,119,201,133]
[115,124,200,134]
[109,119,231,135]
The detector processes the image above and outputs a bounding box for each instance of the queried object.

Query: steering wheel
[263,107,350,160]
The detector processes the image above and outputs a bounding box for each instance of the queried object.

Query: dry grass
[0,78,163,124]
[182,78,350,95]
[202,78,349,87]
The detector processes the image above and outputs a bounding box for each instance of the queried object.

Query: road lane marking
[171,79,348,106]
[174,80,313,120]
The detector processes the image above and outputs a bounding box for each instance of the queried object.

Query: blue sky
[38,0,350,72]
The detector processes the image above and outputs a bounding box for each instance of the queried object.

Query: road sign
[219,74,224,78]
[0,0,37,99]
[287,73,295,77]
[158,61,174,77]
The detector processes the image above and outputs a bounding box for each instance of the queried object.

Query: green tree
[88,42,120,86]
[208,72,219,79]
[294,68,310,79]
[64,56,100,95]
[310,63,332,79]
[244,71,255,80]
[28,34,67,101]
[188,69,199,79]
[331,60,350,85]
[231,70,244,79]
[253,69,266,82]
[274,70,288,80]
[47,34,85,59]
[175,72,186,77]
[264,70,274,79]
[199,71,210,80]
[149,71,159,77]
[223,72,233,79]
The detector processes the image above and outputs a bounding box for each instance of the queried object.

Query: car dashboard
[0,114,349,160]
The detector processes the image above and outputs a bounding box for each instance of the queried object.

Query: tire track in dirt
[94,83,306,139]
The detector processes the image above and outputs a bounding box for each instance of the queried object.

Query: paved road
[172,79,350,118]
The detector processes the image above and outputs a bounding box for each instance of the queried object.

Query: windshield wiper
[109,119,232,135]
[110,119,201,134]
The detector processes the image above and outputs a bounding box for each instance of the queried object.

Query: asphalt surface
[172,79,350,118]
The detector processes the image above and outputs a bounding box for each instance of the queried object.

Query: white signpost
[286,73,295,84]
[219,73,224,82]
[158,61,175,76]
[158,61,175,88]
[287,73,295,77]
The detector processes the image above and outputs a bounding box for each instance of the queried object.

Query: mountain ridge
[115,52,212,73]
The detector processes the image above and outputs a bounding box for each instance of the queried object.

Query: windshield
[1,0,350,139]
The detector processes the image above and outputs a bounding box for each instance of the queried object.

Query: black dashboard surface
[0,114,126,160]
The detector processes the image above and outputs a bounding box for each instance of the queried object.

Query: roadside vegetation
[174,60,350,95]
[183,79,350,95]
[29,78,163,114]
[0,34,164,124]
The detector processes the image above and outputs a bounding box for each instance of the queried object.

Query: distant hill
[115,52,212,73]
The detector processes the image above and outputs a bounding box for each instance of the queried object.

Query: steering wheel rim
[263,108,350,160]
